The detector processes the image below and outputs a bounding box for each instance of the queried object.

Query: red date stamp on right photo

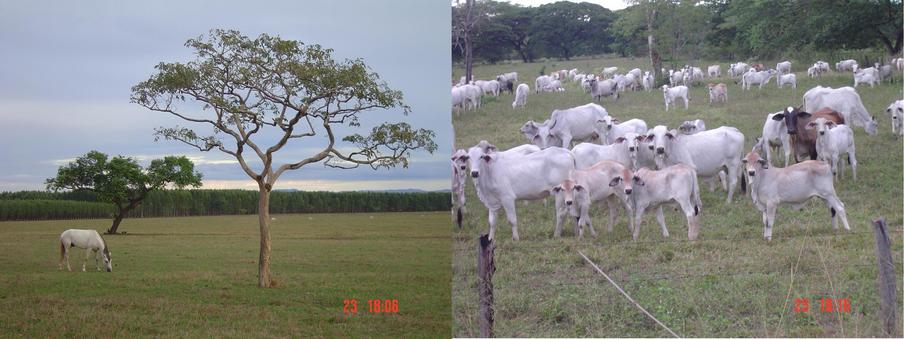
[794,297,851,313]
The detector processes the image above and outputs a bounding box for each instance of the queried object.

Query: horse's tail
[59,239,65,259]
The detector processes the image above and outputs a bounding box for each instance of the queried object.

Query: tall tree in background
[453,0,487,82]
[532,1,615,60]
[46,151,202,234]
[131,29,437,287]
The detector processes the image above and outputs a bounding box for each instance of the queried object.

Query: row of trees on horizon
[453,0,903,64]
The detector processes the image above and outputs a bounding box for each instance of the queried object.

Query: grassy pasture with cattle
[452,57,903,337]
[0,212,450,337]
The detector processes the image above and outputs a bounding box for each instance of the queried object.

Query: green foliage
[0,190,451,221]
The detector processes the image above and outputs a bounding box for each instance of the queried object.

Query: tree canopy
[46,150,202,233]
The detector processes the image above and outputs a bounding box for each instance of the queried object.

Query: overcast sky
[0,0,451,192]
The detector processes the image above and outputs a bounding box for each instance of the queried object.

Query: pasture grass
[0,212,450,338]
[452,57,904,337]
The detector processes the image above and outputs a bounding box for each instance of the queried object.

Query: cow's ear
[741,158,748,163]
[805,122,817,130]
[798,112,811,119]
[552,185,562,193]
[826,121,837,129]
[612,118,620,124]
[460,155,469,161]
[771,113,785,121]
[635,135,645,142]
[451,155,457,161]
[608,177,622,187]
[633,176,645,186]
[574,184,583,191]
[481,155,491,162]
[665,132,674,139]
[615,137,627,144]
[757,158,768,168]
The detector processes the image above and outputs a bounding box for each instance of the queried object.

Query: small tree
[46,151,202,234]
[131,29,437,287]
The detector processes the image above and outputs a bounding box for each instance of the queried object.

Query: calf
[777,74,796,89]
[853,68,878,88]
[761,112,791,167]
[772,106,845,162]
[597,116,648,145]
[743,149,850,241]
[642,72,654,92]
[742,69,776,90]
[662,85,689,111]
[886,100,904,137]
[608,164,702,240]
[552,160,634,238]
[776,61,792,74]
[707,65,721,78]
[809,118,857,180]
[467,141,573,240]
[707,83,727,104]
[512,83,529,109]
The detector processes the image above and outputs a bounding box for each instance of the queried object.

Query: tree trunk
[257,184,272,288]
[464,0,475,83]
[647,7,663,87]
[107,210,126,234]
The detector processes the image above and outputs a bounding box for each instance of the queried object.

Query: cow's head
[771,106,810,135]
[742,149,768,178]
[467,141,496,178]
[646,125,674,157]
[597,115,620,131]
[887,101,904,121]
[451,149,469,171]
[608,167,637,196]
[806,117,837,136]
[678,120,702,135]
[520,119,560,149]
[553,179,585,207]
[865,116,879,136]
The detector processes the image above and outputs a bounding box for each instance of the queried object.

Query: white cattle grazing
[542,79,565,93]
[59,229,112,272]
[622,73,639,92]
[597,116,648,145]
[836,59,858,72]
[761,112,791,167]
[535,75,553,94]
[807,65,820,78]
[878,64,893,82]
[512,83,529,109]
[642,71,654,91]
[475,80,500,97]
[609,164,701,241]
[662,85,689,111]
[729,62,750,77]
[886,100,904,137]
[451,86,466,114]
[497,72,518,83]
[690,67,705,85]
[589,78,620,102]
[803,86,878,135]
[853,68,879,88]
[776,61,792,74]
[808,118,857,180]
[647,125,745,203]
[628,68,642,80]
[572,140,634,170]
[451,149,469,227]
[743,149,850,241]
[669,69,686,86]
[707,65,721,78]
[742,69,776,90]
[461,84,482,110]
[468,141,575,240]
[777,73,797,89]
[707,83,728,104]
[548,103,609,148]
[553,160,634,238]
[574,73,586,83]
[815,61,830,73]
[678,119,706,135]
[602,67,619,79]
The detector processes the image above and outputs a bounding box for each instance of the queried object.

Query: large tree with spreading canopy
[131,29,437,287]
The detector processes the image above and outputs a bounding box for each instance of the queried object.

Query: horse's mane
[98,232,110,256]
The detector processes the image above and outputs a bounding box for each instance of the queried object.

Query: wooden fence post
[872,218,897,336]
[477,234,495,337]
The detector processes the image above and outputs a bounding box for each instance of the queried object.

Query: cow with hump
[467,140,574,241]
[770,106,844,162]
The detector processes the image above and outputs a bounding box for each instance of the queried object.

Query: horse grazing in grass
[59,229,112,272]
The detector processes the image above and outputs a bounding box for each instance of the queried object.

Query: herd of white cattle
[452,58,904,242]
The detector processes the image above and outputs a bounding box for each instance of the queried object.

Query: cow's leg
[632,203,647,241]
[605,198,617,233]
[584,204,598,237]
[849,146,857,181]
[765,203,778,241]
[678,198,699,240]
[683,97,689,109]
[554,198,566,238]
[655,206,669,238]
[725,165,738,204]
[487,208,499,240]
[502,200,520,241]
[782,136,791,167]
[764,142,773,166]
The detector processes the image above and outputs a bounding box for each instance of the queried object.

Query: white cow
[642,71,654,92]
[669,69,686,86]
[761,112,791,167]
[597,116,648,145]
[808,118,857,180]
[803,86,878,135]
[729,62,750,77]
[742,69,776,90]
[602,67,619,79]
[452,86,466,114]
[662,85,689,110]
[475,80,500,97]
[590,78,620,102]
[468,141,575,240]
[647,125,745,203]
[836,59,858,72]
[512,83,529,109]
[553,160,635,238]
[777,73,797,89]
[853,67,879,88]
[542,79,565,93]
[521,103,608,149]
[886,100,904,137]
[451,149,469,227]
[535,75,553,94]
[707,65,721,78]
[572,141,634,170]
[628,68,642,80]
[497,72,518,83]
[743,148,850,241]
[707,83,728,104]
[608,164,702,241]
[776,61,792,74]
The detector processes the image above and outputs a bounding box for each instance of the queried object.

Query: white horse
[59,229,112,272]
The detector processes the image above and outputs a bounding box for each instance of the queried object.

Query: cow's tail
[692,174,702,215]
[456,207,463,229]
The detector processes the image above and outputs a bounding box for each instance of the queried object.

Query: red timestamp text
[343,299,399,314]
[793,297,851,313]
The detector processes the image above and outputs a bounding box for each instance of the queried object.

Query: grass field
[0,212,450,338]
[452,57,904,337]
